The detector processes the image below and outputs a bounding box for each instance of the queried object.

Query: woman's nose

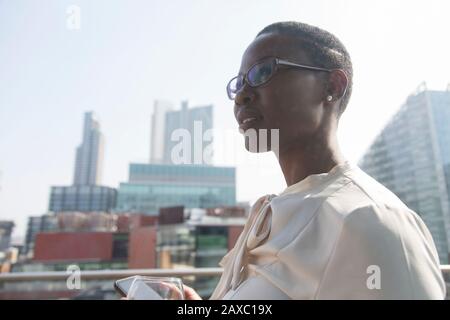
[234,84,255,106]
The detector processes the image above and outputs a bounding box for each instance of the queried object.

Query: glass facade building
[49,185,117,212]
[359,86,450,263]
[116,163,236,214]
[0,221,15,252]
[48,112,116,214]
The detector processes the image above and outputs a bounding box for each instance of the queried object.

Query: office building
[359,84,450,263]
[73,112,104,185]
[150,100,174,163]
[116,163,236,214]
[48,111,116,213]
[149,101,213,165]
[49,185,117,212]
[0,221,15,252]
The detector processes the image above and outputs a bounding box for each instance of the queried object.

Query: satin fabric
[210,162,446,300]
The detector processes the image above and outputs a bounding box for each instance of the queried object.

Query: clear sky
[1,0,450,239]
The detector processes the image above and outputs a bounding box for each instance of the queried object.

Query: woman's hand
[183,284,202,300]
[120,284,202,300]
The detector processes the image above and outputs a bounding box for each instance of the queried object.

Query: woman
[185,21,446,300]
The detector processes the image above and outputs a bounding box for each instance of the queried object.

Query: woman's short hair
[257,21,353,115]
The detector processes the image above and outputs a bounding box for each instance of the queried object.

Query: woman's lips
[238,117,261,131]
[236,108,264,131]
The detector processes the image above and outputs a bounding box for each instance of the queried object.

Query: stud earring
[326,95,333,102]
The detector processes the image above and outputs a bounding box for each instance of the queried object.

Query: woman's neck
[276,133,346,187]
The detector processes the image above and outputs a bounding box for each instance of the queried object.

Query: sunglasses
[226,57,332,100]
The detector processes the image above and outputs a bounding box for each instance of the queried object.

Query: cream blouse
[210,162,446,300]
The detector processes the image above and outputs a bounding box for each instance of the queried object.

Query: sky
[1,0,450,240]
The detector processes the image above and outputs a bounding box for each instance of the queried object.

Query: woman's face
[233,33,329,153]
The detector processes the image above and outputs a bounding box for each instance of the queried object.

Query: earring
[326,95,333,102]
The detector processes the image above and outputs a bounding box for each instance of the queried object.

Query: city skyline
[1,0,450,239]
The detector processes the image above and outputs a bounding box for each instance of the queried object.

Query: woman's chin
[244,138,272,153]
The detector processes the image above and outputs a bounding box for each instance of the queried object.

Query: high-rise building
[48,111,116,213]
[359,84,450,263]
[163,101,213,165]
[116,163,236,214]
[73,112,104,185]
[150,100,174,164]
[149,101,213,165]
[0,221,15,252]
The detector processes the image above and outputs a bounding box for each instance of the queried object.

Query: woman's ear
[325,69,348,103]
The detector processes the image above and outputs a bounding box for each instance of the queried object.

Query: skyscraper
[163,101,213,165]
[150,100,174,164]
[359,84,450,263]
[73,112,104,185]
[149,100,213,165]
[47,111,116,213]
[120,100,233,216]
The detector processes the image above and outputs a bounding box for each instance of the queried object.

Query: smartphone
[114,276,137,297]
[114,276,163,300]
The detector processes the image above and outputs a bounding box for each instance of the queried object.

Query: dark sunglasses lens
[247,60,275,86]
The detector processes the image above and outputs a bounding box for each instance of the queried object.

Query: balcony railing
[0,267,224,300]
[0,267,224,282]
[0,266,449,299]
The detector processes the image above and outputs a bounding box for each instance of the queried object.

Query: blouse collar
[279,161,352,197]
